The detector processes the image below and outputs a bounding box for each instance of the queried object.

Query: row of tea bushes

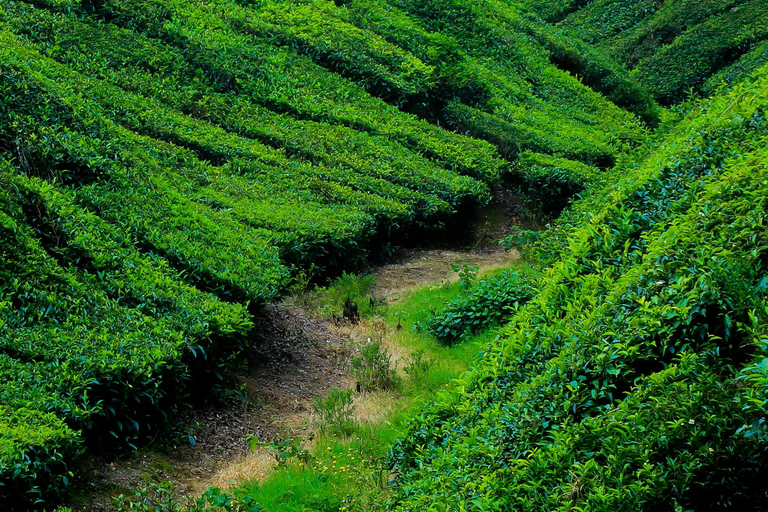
[559,0,768,104]
[387,65,768,512]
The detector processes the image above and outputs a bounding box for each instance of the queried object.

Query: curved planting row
[388,67,768,511]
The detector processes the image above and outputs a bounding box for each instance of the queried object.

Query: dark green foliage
[0,407,82,511]
[423,268,539,343]
[514,152,600,215]
[704,39,768,95]
[387,68,768,511]
[633,0,768,104]
[560,0,768,104]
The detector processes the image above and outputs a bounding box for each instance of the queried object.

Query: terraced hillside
[389,66,768,512]
[1,0,767,509]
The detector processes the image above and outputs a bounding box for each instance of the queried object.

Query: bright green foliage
[0,407,81,510]
[312,388,357,436]
[388,68,768,511]
[1,0,765,507]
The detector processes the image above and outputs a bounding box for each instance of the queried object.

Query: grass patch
[109,264,520,511]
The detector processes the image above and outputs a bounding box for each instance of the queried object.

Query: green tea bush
[514,152,600,214]
[2,0,765,507]
[703,39,768,95]
[634,0,768,104]
[0,407,82,511]
[387,67,768,511]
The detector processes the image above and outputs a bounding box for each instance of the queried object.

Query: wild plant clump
[422,267,540,343]
[312,388,358,436]
[351,340,401,392]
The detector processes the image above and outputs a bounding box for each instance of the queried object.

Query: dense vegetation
[1,0,768,509]
[389,69,768,512]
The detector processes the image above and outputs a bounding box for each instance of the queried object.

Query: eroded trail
[73,246,519,511]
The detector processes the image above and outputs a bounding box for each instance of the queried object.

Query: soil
[68,304,354,511]
[66,239,521,511]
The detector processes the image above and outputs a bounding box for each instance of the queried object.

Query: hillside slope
[1,0,767,509]
[388,67,768,511]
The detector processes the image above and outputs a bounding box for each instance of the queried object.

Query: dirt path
[70,245,519,511]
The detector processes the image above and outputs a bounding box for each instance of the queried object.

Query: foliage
[312,389,357,437]
[402,350,435,380]
[1,0,767,507]
[450,262,479,291]
[560,0,768,104]
[422,268,540,343]
[112,483,255,512]
[248,436,312,467]
[387,67,768,511]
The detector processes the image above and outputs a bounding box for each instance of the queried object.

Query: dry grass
[370,248,520,303]
[194,448,277,493]
[353,390,399,427]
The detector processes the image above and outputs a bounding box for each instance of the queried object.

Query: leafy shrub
[450,262,479,291]
[423,268,539,343]
[248,436,311,467]
[514,152,600,215]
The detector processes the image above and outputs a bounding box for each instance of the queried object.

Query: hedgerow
[633,0,768,104]
[558,0,768,105]
[387,66,768,511]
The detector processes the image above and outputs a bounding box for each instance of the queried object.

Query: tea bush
[387,67,768,511]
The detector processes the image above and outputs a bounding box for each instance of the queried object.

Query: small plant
[402,350,435,380]
[312,388,357,436]
[351,341,400,392]
[247,436,311,466]
[451,262,479,290]
[424,269,539,344]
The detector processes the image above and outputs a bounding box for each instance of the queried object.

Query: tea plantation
[1,0,768,509]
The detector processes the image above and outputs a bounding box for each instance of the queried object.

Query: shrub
[423,268,539,343]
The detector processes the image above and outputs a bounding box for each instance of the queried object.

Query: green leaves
[423,268,539,344]
[389,65,768,511]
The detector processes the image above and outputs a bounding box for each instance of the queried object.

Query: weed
[312,388,357,436]
[450,262,479,290]
[247,436,312,466]
[402,350,435,380]
[351,340,400,392]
